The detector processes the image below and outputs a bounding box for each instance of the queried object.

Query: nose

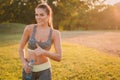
[36,16,41,19]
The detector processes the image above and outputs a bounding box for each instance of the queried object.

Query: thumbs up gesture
[34,43,46,56]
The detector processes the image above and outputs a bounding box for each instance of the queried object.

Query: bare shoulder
[24,24,35,31]
[23,24,36,37]
[53,29,60,35]
[24,24,35,33]
[52,29,61,39]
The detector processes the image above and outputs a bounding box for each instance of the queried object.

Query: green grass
[52,43,120,80]
[0,23,120,80]
[0,23,26,34]
[0,33,120,80]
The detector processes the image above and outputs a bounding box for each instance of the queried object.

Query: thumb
[36,43,40,48]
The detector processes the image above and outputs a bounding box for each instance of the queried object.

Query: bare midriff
[26,49,49,65]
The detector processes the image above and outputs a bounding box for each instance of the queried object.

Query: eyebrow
[35,13,44,15]
[35,13,44,14]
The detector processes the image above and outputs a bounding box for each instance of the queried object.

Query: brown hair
[36,3,53,29]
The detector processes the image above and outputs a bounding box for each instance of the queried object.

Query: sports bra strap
[31,25,36,39]
[48,28,53,40]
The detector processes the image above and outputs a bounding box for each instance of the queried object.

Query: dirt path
[61,31,120,56]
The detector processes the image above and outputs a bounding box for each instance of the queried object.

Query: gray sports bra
[28,25,53,50]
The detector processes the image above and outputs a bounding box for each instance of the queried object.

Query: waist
[32,61,51,72]
[27,48,48,64]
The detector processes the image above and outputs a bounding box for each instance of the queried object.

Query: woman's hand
[23,61,32,73]
[33,43,46,56]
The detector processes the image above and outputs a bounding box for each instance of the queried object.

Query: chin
[37,22,44,25]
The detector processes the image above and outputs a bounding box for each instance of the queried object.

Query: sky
[105,0,120,5]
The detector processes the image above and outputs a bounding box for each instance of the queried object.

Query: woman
[19,3,62,80]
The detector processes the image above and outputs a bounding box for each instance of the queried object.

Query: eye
[35,14,38,16]
[40,14,44,16]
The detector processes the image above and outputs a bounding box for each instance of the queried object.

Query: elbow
[56,55,62,62]
[18,47,24,54]
[57,51,62,62]
[56,58,62,62]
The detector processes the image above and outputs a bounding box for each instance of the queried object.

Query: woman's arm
[34,30,62,62]
[44,30,62,62]
[19,25,30,65]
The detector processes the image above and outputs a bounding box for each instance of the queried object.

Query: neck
[37,23,49,29]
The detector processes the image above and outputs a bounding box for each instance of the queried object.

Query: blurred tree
[0,0,39,24]
[2,0,119,30]
[53,0,107,30]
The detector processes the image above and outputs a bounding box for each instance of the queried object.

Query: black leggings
[22,68,52,80]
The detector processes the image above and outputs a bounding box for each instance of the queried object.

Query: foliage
[0,0,120,30]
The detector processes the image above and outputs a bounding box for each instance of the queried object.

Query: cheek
[44,16,49,20]
[41,17,48,21]
[35,15,48,22]
[35,16,39,20]
[45,17,48,21]
[35,16,37,20]
[35,16,44,19]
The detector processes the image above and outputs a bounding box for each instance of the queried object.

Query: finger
[36,43,42,49]
[28,68,32,73]
[26,67,31,73]
[25,68,29,73]
[36,43,39,48]
[26,70,31,73]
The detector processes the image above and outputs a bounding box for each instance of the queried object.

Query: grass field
[0,23,120,80]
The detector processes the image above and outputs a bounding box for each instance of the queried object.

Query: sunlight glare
[105,0,120,5]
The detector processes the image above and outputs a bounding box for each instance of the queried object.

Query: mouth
[37,20,42,22]
[37,20,44,24]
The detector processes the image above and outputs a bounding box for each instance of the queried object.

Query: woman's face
[35,8,49,25]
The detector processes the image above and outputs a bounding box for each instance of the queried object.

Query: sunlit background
[0,0,120,80]
[105,0,120,5]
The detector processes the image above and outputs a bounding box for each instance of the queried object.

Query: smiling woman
[19,3,62,80]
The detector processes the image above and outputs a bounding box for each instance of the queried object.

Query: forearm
[44,50,62,62]
[19,48,27,64]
